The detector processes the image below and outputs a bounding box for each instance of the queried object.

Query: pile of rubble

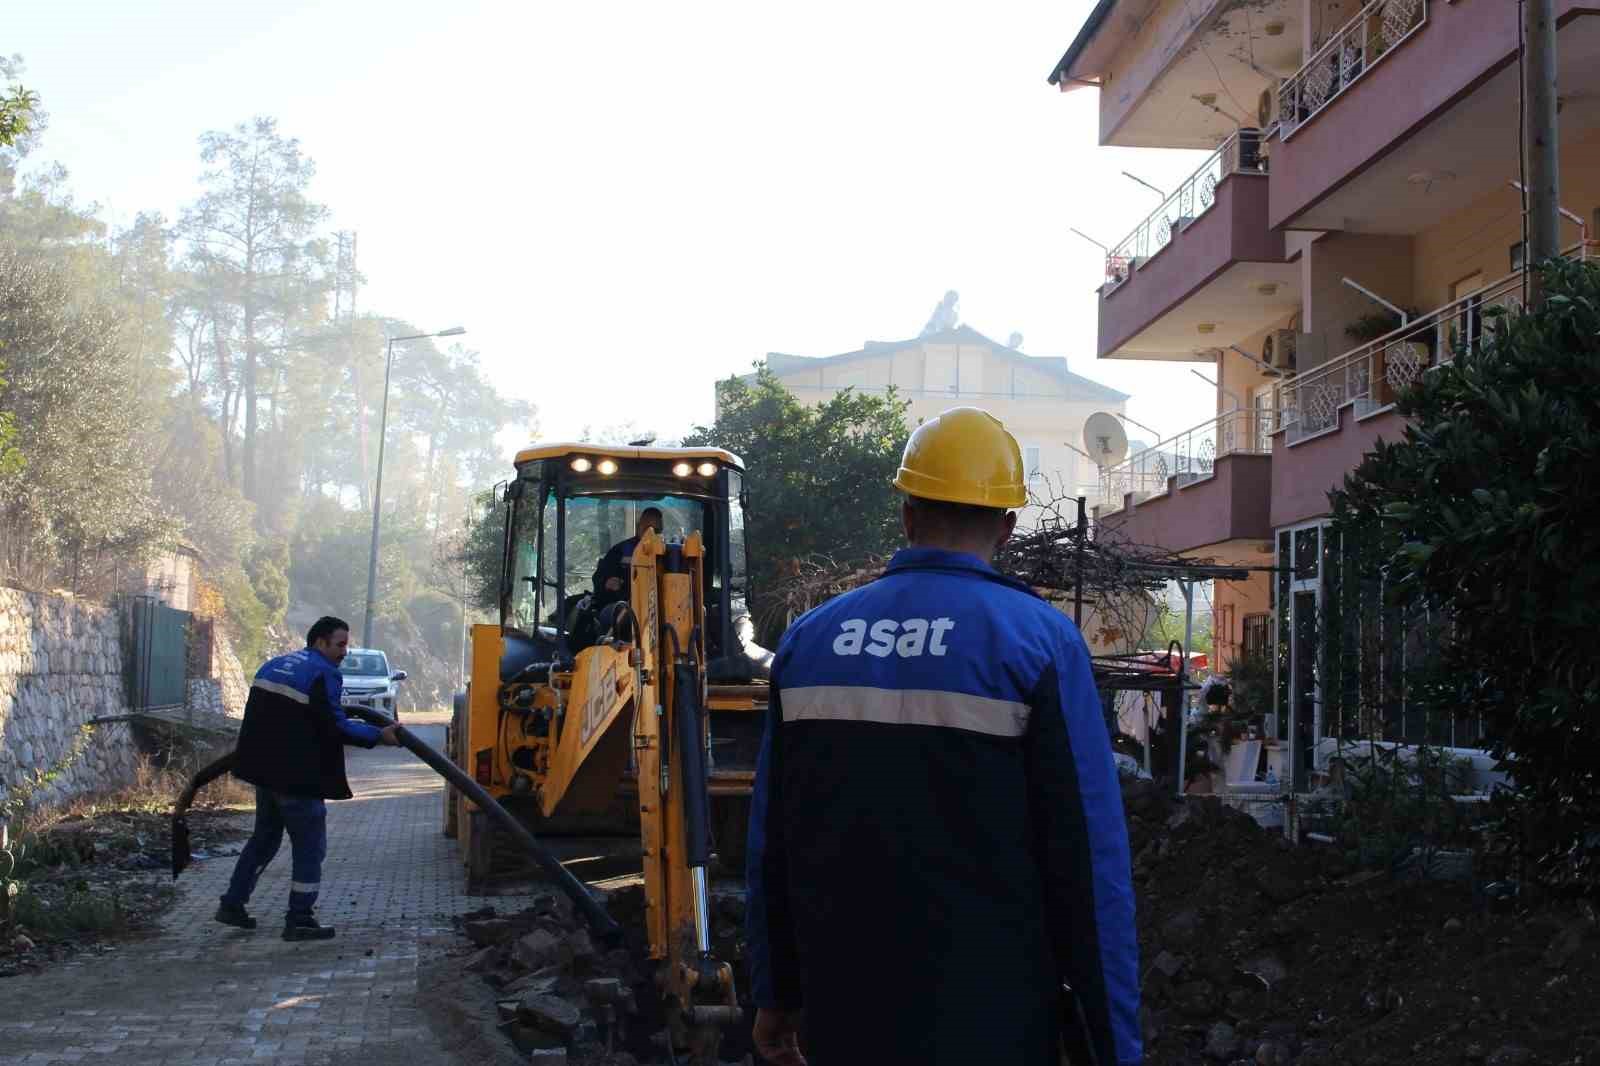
[1119,775,1600,1065]
[451,886,750,1066]
[443,778,1597,1064]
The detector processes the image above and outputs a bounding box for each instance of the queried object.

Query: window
[1242,613,1271,658]
[341,652,390,677]
[1024,445,1041,479]
[1510,241,1525,272]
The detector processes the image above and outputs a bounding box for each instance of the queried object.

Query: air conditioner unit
[1258,86,1278,129]
[1262,329,1298,371]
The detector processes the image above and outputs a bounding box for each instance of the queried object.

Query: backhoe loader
[444,442,769,1060]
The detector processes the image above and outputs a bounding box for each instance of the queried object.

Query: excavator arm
[532,528,737,1061]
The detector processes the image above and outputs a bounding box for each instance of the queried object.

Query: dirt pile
[449,885,750,1066]
[1121,776,1600,1065]
[440,779,1599,1064]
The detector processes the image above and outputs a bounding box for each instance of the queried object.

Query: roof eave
[1047,0,1119,86]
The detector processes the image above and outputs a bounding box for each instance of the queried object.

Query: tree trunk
[241,192,259,503]
[243,305,258,502]
[220,387,237,487]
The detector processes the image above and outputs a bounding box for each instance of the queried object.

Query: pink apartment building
[1050,0,1598,792]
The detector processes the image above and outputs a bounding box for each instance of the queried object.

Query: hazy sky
[17,0,1213,456]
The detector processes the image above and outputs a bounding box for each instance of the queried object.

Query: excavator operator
[591,506,663,611]
[745,407,1142,1066]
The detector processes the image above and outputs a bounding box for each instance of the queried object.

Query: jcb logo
[580,657,619,746]
[832,617,955,658]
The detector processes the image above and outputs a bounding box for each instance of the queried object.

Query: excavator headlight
[672,461,692,477]
[570,457,592,472]
[696,462,717,477]
[597,459,619,476]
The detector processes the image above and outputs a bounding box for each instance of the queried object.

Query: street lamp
[363,325,467,649]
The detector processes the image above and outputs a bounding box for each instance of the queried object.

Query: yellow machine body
[447,444,765,1060]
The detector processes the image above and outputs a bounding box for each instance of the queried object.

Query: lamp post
[362,326,466,649]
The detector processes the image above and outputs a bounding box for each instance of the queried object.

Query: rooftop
[759,325,1130,404]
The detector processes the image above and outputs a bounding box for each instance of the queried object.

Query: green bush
[217,565,271,668]
[1320,743,1475,873]
[11,880,129,936]
[245,538,290,627]
[1330,257,1600,895]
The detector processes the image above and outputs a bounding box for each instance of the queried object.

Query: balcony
[1097,132,1292,360]
[1278,0,1428,140]
[1095,408,1275,554]
[1269,0,1600,231]
[1104,132,1265,286]
[1272,263,1549,440]
[1266,248,1593,527]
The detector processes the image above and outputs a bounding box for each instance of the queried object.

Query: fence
[1104,130,1266,286]
[1098,407,1276,513]
[1279,0,1427,137]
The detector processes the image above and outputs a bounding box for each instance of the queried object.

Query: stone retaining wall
[0,587,141,809]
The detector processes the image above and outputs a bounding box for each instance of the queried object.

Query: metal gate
[128,596,191,711]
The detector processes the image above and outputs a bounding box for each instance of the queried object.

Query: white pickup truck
[339,647,408,720]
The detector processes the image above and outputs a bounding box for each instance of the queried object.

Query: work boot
[282,913,336,942]
[214,901,257,930]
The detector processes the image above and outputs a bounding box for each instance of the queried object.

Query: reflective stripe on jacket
[233,648,382,800]
[746,547,1141,1066]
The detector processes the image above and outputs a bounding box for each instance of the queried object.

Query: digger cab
[448,440,767,892]
[498,442,764,685]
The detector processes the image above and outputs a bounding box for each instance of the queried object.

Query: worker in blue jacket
[746,407,1142,1066]
[218,615,398,941]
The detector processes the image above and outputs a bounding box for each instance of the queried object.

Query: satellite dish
[1083,412,1129,467]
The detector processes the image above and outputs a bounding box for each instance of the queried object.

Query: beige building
[753,325,1129,525]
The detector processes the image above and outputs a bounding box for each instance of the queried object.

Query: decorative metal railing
[1271,269,1533,437]
[1103,130,1267,286]
[1279,0,1427,137]
[1098,408,1277,513]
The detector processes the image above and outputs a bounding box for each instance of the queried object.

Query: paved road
[0,719,535,1066]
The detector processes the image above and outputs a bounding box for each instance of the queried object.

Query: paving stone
[0,719,541,1065]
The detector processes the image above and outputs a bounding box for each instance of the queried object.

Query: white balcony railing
[1271,250,1595,437]
[1104,130,1267,287]
[1098,408,1276,514]
[1279,0,1427,138]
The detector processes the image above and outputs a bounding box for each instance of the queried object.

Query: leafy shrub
[1329,258,1600,895]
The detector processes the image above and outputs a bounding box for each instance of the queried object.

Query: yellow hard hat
[892,407,1027,509]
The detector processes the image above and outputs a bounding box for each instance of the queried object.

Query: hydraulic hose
[170,749,239,879]
[344,705,621,943]
[170,708,620,944]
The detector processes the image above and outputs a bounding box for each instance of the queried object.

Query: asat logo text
[832,618,955,658]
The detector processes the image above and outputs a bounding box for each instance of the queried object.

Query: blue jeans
[221,788,328,917]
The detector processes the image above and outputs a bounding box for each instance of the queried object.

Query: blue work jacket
[746,547,1141,1066]
[233,648,383,800]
